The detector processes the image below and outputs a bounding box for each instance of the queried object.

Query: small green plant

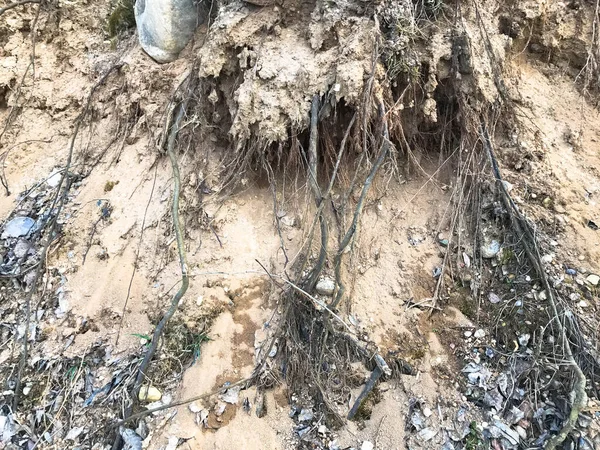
[187,332,211,363]
[65,362,85,381]
[465,421,483,450]
[107,0,136,38]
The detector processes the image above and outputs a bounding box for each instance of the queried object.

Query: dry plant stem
[131,104,189,397]
[480,121,587,450]
[0,0,39,15]
[332,100,391,309]
[12,63,123,410]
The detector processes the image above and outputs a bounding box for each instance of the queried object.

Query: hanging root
[303,96,329,292]
[332,99,391,309]
[130,103,190,399]
[480,120,587,450]
[269,94,412,423]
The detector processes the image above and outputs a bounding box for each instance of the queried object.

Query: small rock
[464,331,473,338]
[423,407,432,418]
[165,436,179,450]
[542,197,552,208]
[138,386,162,403]
[361,441,374,450]
[298,408,314,422]
[474,329,485,339]
[47,170,62,188]
[65,427,84,441]
[316,278,335,296]
[481,240,501,259]
[418,428,437,441]
[566,268,577,276]
[488,292,501,304]
[280,215,296,227]
[578,300,589,308]
[541,254,553,264]
[220,386,240,404]
[318,424,327,435]
[189,402,201,413]
[538,290,547,301]
[214,402,227,416]
[1,217,35,239]
[586,274,599,286]
[518,334,530,346]
[12,239,31,258]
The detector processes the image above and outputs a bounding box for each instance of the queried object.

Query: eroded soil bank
[0,0,599,449]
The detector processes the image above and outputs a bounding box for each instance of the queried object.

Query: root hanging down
[266,95,412,424]
[480,120,588,450]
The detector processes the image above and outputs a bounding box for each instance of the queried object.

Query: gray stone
[135,0,200,63]
[481,240,500,258]
[1,217,35,239]
[298,408,314,422]
[586,274,599,286]
[316,278,335,296]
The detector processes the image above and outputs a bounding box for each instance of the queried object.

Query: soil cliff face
[1,0,599,449]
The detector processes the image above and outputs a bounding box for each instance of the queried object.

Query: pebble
[578,300,590,308]
[541,254,553,264]
[423,407,432,417]
[316,278,335,296]
[139,386,162,402]
[474,329,485,338]
[464,331,473,338]
[298,408,314,422]
[586,274,599,286]
[1,217,35,239]
[418,428,437,441]
[189,402,201,413]
[361,442,374,450]
[518,333,530,346]
[488,292,501,304]
[481,240,501,259]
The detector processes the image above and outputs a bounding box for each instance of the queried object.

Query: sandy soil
[1,0,599,449]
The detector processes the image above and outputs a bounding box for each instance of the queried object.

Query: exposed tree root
[480,120,588,450]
